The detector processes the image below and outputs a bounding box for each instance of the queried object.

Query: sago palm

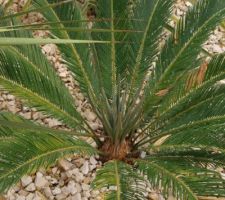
[0,0,225,199]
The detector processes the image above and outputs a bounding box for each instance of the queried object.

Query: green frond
[163,122,225,148]
[0,43,84,129]
[143,115,225,147]
[137,158,225,199]
[30,0,100,103]
[0,37,110,45]
[92,160,145,200]
[144,0,225,119]
[90,0,128,97]
[0,131,97,193]
[142,54,225,141]
[154,0,225,88]
[0,112,32,140]
[137,159,198,200]
[0,112,92,137]
[157,54,225,119]
[148,144,225,166]
[129,0,174,91]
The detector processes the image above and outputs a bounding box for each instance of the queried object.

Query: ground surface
[0,0,225,199]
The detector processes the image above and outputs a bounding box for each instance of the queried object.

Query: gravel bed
[0,0,225,200]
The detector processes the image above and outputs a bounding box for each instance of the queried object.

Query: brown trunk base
[100,139,131,161]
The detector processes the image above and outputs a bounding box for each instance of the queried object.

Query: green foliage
[0,0,225,199]
[0,113,97,193]
[92,160,146,200]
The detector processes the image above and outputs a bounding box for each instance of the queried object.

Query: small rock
[81,161,89,175]
[49,177,58,185]
[83,191,91,198]
[61,186,70,196]
[72,193,82,200]
[35,173,48,188]
[16,196,26,200]
[20,112,31,119]
[55,193,68,200]
[67,181,77,195]
[21,176,33,187]
[90,156,98,165]
[73,158,85,168]
[48,118,62,128]
[89,164,97,171]
[75,183,82,193]
[18,190,29,196]
[83,177,91,184]
[58,159,74,171]
[59,72,68,78]
[25,183,36,192]
[81,183,90,191]
[109,186,117,191]
[26,193,34,200]
[89,122,99,131]
[140,151,146,158]
[52,187,61,195]
[74,171,84,182]
[43,187,52,197]
[84,110,97,122]
[52,167,58,174]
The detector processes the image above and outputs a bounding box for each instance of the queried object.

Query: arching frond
[137,157,225,199]
[92,160,145,200]
[29,0,100,103]
[0,130,97,193]
[144,0,225,119]
[0,43,84,129]
[0,112,92,138]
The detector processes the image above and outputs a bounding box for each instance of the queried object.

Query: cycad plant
[0,0,225,199]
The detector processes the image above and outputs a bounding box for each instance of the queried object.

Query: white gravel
[0,0,224,200]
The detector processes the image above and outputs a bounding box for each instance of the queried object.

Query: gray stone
[58,159,73,171]
[21,176,33,187]
[71,193,82,200]
[52,187,61,195]
[89,156,97,165]
[35,173,48,188]
[25,183,36,192]
[81,161,89,175]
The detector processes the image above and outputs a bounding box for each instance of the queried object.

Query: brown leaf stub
[196,62,208,85]
[186,61,208,91]
[155,88,170,97]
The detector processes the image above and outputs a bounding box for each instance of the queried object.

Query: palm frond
[154,0,225,87]
[137,157,225,199]
[0,112,92,137]
[29,0,100,104]
[144,0,225,118]
[129,0,174,92]
[141,115,225,147]
[137,159,198,200]
[0,130,97,193]
[148,144,225,167]
[0,37,110,45]
[142,54,225,141]
[0,41,85,129]
[92,160,145,200]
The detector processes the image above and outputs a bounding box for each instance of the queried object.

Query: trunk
[100,139,131,161]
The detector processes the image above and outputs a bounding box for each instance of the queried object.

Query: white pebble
[35,175,48,188]
[72,193,82,200]
[25,183,36,192]
[81,161,89,175]
[21,176,33,187]
[52,187,61,195]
